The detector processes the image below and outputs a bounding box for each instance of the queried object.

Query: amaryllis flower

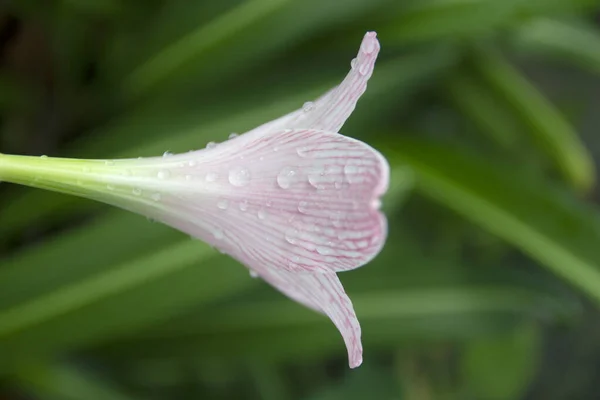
[0,32,388,368]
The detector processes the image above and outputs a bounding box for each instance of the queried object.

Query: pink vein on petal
[254,268,363,368]
[134,128,389,275]
[246,31,380,135]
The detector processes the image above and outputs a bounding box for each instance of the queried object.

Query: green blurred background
[1,0,600,399]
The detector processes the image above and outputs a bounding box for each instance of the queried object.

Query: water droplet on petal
[359,62,370,76]
[229,132,239,139]
[302,101,314,112]
[257,208,267,220]
[206,141,217,149]
[217,199,229,210]
[163,151,173,157]
[228,166,251,187]
[157,170,170,180]
[316,246,333,255]
[364,38,376,53]
[277,166,297,189]
[285,228,299,244]
[151,193,162,201]
[350,57,357,69]
[296,146,310,157]
[308,166,327,189]
[344,164,360,183]
[298,201,308,214]
[40,155,48,159]
[239,200,248,211]
[205,172,218,182]
[132,188,142,196]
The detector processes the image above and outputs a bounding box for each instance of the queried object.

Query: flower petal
[130,128,389,274]
[256,268,363,368]
[246,31,380,135]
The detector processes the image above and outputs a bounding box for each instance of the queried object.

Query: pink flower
[0,32,388,368]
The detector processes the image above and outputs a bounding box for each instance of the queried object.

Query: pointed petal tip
[350,354,363,369]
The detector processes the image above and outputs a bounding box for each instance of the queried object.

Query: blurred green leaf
[471,46,595,192]
[0,239,256,369]
[304,364,400,400]
[510,18,600,75]
[446,72,525,152]
[388,138,600,304]
[13,362,140,400]
[95,224,576,364]
[384,0,517,43]
[462,323,540,400]
[123,0,289,101]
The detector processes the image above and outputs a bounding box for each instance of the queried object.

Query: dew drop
[359,62,370,76]
[316,246,333,255]
[277,166,297,189]
[344,164,360,183]
[302,101,314,112]
[132,188,142,196]
[229,132,239,139]
[371,198,382,210]
[249,270,259,278]
[296,146,310,157]
[228,166,251,187]
[239,200,249,212]
[364,38,376,53]
[163,151,173,157]
[285,228,299,244]
[157,170,170,180]
[205,172,218,182]
[206,141,217,149]
[217,199,229,210]
[213,229,224,240]
[350,57,357,69]
[188,160,197,167]
[40,155,48,159]
[298,201,308,214]
[151,193,162,202]
[257,208,267,220]
[308,166,327,189]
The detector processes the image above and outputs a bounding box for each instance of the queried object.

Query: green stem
[0,153,114,199]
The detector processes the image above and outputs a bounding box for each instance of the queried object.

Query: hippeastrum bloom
[0,32,388,368]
